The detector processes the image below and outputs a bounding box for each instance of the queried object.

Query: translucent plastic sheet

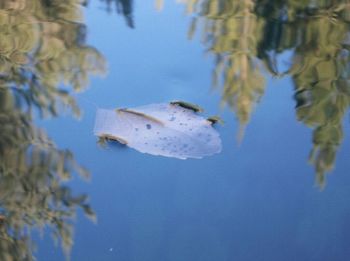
[94,103,222,159]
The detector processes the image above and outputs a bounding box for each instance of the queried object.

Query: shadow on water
[166,0,350,188]
[0,0,106,259]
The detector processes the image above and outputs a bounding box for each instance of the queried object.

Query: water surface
[1,1,350,261]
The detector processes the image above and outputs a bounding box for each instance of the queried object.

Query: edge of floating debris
[116,108,165,125]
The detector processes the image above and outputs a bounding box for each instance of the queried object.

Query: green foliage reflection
[178,0,350,186]
[257,1,350,187]
[184,0,267,137]
[0,0,105,259]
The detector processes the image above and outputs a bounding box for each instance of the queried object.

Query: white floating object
[94,103,222,159]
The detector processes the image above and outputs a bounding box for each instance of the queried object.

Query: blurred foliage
[0,91,96,260]
[177,0,350,186]
[0,0,104,259]
[256,1,350,187]
[183,0,267,138]
[0,0,106,118]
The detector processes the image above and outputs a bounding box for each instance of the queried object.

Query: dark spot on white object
[146,124,152,130]
[169,116,176,121]
[156,131,160,134]
[144,142,148,145]
[189,128,192,131]
[134,128,139,131]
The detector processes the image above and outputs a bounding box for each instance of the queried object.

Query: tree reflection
[179,0,350,186]
[185,0,268,140]
[0,0,105,259]
[257,1,350,187]
[99,0,134,28]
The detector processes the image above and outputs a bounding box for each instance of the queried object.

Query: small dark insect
[170,101,204,113]
[207,116,224,125]
[98,134,128,145]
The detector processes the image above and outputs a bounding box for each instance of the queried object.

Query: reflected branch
[99,0,134,28]
[1,1,106,117]
[0,0,104,259]
[0,87,96,260]
[257,1,350,186]
[178,0,350,187]
[182,0,267,140]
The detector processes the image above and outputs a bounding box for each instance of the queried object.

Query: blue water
[2,1,350,261]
